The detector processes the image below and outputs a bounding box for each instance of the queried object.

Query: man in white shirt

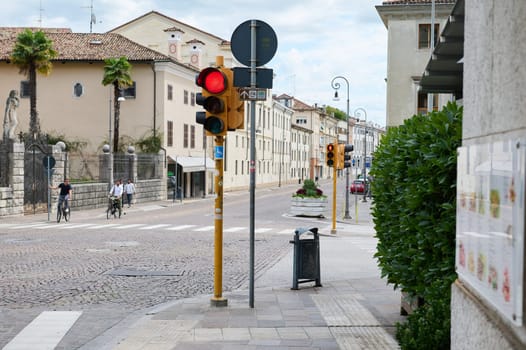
[109,179,123,217]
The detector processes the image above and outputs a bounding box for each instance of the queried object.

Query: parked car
[350,179,367,194]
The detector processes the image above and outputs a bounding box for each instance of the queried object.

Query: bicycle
[57,196,70,223]
[107,196,121,219]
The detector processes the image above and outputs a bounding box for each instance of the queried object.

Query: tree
[102,57,133,153]
[10,29,57,138]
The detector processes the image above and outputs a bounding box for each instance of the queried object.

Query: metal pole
[249,19,257,309]
[344,84,350,218]
[331,76,351,219]
[354,108,367,202]
[362,115,367,203]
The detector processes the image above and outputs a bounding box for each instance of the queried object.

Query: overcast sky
[0,0,388,126]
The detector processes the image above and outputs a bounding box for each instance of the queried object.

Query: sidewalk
[81,199,404,350]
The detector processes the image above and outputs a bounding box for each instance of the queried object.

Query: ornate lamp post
[354,107,367,202]
[331,76,351,219]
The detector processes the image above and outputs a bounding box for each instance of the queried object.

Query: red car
[350,179,367,194]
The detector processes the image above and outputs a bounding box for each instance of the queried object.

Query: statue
[3,90,19,141]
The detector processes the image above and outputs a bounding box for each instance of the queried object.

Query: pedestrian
[109,179,123,217]
[50,178,73,212]
[124,179,136,208]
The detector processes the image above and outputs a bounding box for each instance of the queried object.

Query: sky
[0,0,388,127]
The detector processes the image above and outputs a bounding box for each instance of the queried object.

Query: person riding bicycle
[109,179,123,217]
[50,178,73,212]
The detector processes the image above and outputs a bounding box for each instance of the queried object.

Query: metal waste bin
[290,227,322,290]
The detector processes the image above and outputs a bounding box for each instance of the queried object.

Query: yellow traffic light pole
[211,135,227,307]
[331,167,337,234]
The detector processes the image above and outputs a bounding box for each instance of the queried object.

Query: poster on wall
[456,139,524,326]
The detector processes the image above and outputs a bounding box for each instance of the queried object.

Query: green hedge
[370,102,462,349]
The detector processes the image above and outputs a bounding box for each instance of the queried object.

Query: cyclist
[50,178,73,213]
[109,179,123,217]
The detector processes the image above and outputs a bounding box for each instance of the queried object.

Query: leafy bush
[370,102,462,349]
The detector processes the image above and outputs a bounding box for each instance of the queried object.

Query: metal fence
[66,152,163,182]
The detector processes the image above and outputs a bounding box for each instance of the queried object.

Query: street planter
[290,196,327,217]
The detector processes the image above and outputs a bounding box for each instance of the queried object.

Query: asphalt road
[1,179,358,349]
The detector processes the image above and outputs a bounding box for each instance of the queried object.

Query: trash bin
[290,227,322,290]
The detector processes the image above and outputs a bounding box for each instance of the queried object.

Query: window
[190,125,195,148]
[73,83,83,97]
[20,81,30,98]
[184,90,189,104]
[167,121,173,147]
[296,118,307,125]
[122,81,136,99]
[417,92,438,114]
[183,124,188,148]
[418,23,440,49]
[167,84,173,100]
[190,92,195,106]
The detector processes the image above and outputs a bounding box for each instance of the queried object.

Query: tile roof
[0,28,172,62]
[382,0,455,4]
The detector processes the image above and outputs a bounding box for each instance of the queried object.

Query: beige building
[376,0,456,126]
[0,12,315,197]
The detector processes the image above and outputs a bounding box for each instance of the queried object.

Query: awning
[419,0,465,98]
[168,155,215,173]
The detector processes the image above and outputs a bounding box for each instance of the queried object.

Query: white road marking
[113,224,146,229]
[224,227,246,232]
[193,226,215,232]
[3,311,82,350]
[165,224,197,231]
[138,224,171,230]
[255,228,273,233]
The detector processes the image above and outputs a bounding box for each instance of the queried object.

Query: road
[0,178,369,349]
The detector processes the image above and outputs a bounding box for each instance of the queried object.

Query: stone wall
[0,142,24,216]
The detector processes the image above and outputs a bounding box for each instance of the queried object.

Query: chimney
[165,27,184,61]
[187,39,205,68]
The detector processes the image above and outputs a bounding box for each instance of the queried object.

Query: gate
[24,143,51,214]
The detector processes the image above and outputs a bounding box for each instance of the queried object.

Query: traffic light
[337,144,354,169]
[195,67,230,136]
[227,69,244,131]
[326,143,336,167]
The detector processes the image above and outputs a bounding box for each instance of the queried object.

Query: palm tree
[10,29,57,138]
[102,57,133,153]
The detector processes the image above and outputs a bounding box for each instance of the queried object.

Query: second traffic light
[337,144,354,169]
[195,67,230,136]
[326,143,337,167]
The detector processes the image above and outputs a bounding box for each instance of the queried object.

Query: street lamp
[354,107,367,202]
[331,76,351,219]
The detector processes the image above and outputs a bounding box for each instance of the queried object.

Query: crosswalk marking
[0,222,289,235]
[165,224,197,231]
[255,228,273,233]
[87,224,121,230]
[57,223,94,230]
[224,227,246,232]
[114,224,146,229]
[138,224,171,230]
[193,225,215,232]
[3,311,82,350]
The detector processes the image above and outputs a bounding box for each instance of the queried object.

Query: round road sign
[231,20,277,67]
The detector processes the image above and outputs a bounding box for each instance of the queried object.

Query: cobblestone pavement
[0,224,292,349]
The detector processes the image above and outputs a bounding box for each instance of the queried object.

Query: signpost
[231,19,277,308]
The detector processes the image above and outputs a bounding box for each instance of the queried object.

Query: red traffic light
[196,68,227,94]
